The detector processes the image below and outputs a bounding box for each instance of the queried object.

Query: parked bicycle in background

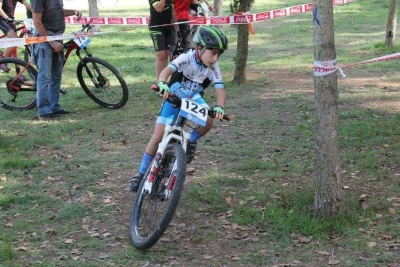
[0,19,129,111]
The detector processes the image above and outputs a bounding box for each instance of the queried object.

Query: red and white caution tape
[314,59,346,78]
[64,0,356,25]
[0,30,117,49]
[315,52,400,78]
[0,0,356,49]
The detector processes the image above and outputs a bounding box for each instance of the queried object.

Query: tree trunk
[233,0,251,84]
[385,0,398,47]
[313,0,344,217]
[214,0,223,29]
[88,0,100,32]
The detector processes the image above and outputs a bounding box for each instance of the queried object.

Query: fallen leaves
[328,259,341,265]
[62,238,75,244]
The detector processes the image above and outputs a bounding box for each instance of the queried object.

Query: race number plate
[180,98,207,126]
[73,35,91,49]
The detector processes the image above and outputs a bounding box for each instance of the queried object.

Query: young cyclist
[129,25,228,192]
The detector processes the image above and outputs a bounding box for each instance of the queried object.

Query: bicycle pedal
[60,89,68,95]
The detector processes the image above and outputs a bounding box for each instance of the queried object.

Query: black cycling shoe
[186,141,197,164]
[129,173,144,192]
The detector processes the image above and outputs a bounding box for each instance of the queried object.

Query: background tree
[230,0,255,84]
[214,0,223,29]
[313,0,344,217]
[385,0,398,47]
[88,0,100,32]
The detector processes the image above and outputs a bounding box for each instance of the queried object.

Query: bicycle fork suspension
[82,61,108,88]
[142,152,178,199]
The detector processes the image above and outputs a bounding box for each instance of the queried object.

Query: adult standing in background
[148,0,179,81]
[170,0,193,60]
[31,0,82,120]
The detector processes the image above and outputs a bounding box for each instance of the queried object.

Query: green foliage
[230,0,255,13]
[0,241,13,262]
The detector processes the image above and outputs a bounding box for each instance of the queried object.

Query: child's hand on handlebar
[157,81,170,99]
[213,105,224,120]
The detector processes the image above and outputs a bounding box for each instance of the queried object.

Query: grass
[0,0,400,266]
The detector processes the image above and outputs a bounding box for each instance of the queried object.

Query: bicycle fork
[141,125,190,196]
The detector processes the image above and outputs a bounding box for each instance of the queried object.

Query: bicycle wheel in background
[0,58,37,111]
[130,143,187,250]
[76,56,128,109]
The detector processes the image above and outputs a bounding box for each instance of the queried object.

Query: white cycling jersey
[168,49,224,99]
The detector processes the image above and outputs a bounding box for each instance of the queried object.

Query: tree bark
[385,0,398,47]
[233,0,251,84]
[214,0,223,29]
[313,0,344,217]
[88,0,100,32]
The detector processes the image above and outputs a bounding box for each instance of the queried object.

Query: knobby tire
[76,57,128,109]
[130,143,187,250]
[0,58,37,111]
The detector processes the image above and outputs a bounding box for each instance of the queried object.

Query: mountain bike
[0,19,128,111]
[129,85,232,250]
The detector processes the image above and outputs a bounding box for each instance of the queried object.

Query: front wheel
[130,143,187,250]
[0,58,37,111]
[76,57,128,109]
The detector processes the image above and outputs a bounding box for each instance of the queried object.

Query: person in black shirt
[148,0,179,81]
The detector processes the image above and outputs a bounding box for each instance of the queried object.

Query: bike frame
[63,35,92,67]
[142,115,190,195]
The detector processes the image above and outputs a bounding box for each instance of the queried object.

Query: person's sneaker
[0,63,10,73]
[38,113,63,120]
[186,141,197,163]
[129,173,144,192]
[54,109,70,115]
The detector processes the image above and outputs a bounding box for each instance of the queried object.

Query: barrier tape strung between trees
[0,31,117,49]
[0,0,354,49]
[315,53,400,78]
[63,0,355,26]
[4,0,397,78]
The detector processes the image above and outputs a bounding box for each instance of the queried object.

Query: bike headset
[192,25,228,66]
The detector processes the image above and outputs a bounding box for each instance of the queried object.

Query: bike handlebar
[13,20,29,28]
[151,84,232,121]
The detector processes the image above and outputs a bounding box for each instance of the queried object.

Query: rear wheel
[130,143,187,250]
[76,57,128,109]
[0,58,37,111]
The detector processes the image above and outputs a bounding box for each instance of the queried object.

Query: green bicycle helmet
[193,25,228,51]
